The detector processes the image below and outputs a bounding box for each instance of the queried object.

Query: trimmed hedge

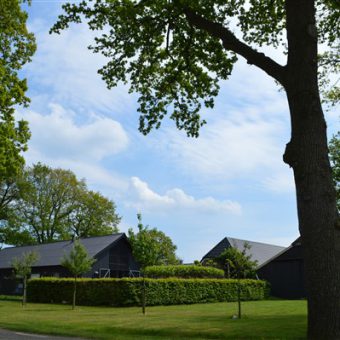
[27,278,267,306]
[144,265,224,279]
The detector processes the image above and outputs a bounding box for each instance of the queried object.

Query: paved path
[0,329,87,340]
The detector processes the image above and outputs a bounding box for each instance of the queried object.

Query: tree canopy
[51,0,338,137]
[1,163,120,246]
[128,214,180,269]
[330,132,340,210]
[215,243,258,279]
[61,240,95,278]
[51,0,340,337]
[0,0,35,219]
[61,240,96,309]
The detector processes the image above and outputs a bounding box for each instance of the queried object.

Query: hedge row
[27,278,267,306]
[144,265,224,279]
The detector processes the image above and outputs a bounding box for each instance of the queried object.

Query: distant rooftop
[201,237,285,267]
[0,234,125,269]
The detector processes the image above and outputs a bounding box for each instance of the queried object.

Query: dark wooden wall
[257,244,306,299]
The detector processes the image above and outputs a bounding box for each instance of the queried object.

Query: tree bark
[22,276,27,307]
[72,276,76,310]
[284,1,340,339]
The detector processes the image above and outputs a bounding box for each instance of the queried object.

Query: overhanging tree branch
[183,7,286,85]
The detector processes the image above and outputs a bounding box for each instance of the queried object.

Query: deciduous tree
[2,163,121,245]
[52,1,340,337]
[68,189,120,238]
[61,240,95,309]
[12,251,39,307]
[216,242,258,279]
[0,0,35,219]
[128,214,180,269]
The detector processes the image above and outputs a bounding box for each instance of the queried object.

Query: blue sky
[18,2,339,262]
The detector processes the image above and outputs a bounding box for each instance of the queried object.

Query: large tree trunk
[284,1,340,338]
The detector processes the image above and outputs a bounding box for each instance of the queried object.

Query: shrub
[27,278,267,306]
[143,265,224,279]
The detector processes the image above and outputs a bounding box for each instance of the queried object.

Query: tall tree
[52,1,340,337]
[61,240,95,309]
[0,0,35,218]
[128,214,180,269]
[2,163,121,245]
[11,163,80,244]
[12,251,39,307]
[67,189,120,238]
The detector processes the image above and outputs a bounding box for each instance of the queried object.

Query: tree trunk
[22,276,27,307]
[237,278,241,319]
[142,277,146,315]
[284,1,340,338]
[72,276,76,310]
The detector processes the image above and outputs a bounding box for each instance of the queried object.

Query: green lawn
[0,299,306,339]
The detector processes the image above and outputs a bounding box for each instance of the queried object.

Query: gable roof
[0,233,125,269]
[201,237,285,267]
[257,237,301,269]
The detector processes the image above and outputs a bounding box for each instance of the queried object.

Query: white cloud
[26,19,137,118]
[22,104,128,162]
[156,113,286,180]
[17,104,129,193]
[125,177,241,214]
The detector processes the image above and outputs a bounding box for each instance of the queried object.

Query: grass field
[0,299,307,339]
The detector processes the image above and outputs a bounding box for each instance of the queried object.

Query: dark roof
[0,233,125,269]
[257,237,301,269]
[201,237,285,267]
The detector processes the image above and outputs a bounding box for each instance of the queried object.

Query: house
[0,233,140,295]
[201,236,285,267]
[257,238,305,299]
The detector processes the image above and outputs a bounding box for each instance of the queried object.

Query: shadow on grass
[94,314,306,340]
[0,295,21,302]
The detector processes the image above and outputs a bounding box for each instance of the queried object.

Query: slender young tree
[216,243,258,319]
[61,240,95,310]
[128,214,180,268]
[12,251,39,307]
[51,1,340,337]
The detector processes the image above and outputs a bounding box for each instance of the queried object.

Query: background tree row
[0,163,121,246]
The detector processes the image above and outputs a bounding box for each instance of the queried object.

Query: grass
[0,299,307,339]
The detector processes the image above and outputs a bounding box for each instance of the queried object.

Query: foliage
[215,243,258,279]
[51,0,338,137]
[60,240,96,309]
[319,47,340,108]
[2,163,120,246]
[50,0,339,335]
[12,250,39,306]
[12,251,39,279]
[60,240,96,278]
[128,214,180,269]
[0,0,35,221]
[27,277,267,306]
[144,265,224,279]
[329,132,340,210]
[67,188,120,238]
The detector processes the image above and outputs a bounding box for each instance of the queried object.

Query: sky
[17,1,339,262]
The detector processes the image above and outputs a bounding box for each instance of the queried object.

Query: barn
[0,233,140,295]
[257,238,305,299]
[201,236,285,267]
